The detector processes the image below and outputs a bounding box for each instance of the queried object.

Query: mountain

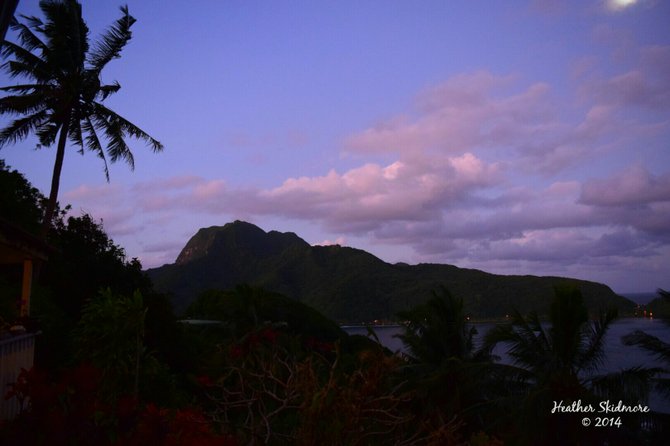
[146,221,635,322]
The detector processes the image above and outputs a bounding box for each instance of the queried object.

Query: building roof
[0,218,51,264]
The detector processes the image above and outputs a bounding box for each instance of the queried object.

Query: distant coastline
[621,292,659,305]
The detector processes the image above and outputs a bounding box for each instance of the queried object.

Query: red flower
[304,337,334,353]
[117,394,139,418]
[229,344,246,359]
[260,327,279,344]
[247,333,260,347]
[196,375,214,387]
[69,362,102,393]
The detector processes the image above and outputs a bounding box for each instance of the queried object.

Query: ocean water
[344,318,670,413]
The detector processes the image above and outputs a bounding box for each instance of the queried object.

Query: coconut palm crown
[0,0,163,234]
[482,287,656,444]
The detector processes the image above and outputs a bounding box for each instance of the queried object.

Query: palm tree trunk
[40,118,70,238]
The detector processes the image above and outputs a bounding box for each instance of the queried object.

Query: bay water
[344,318,670,413]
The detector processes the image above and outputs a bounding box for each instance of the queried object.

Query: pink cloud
[344,72,555,157]
[63,183,124,203]
[580,44,670,110]
[580,165,670,207]
[342,70,638,176]
[138,195,173,212]
[243,152,501,234]
[132,175,204,192]
[314,236,347,247]
[193,179,227,199]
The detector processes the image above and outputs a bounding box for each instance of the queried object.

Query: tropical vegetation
[0,1,666,445]
[0,0,162,235]
[621,289,670,439]
[394,287,497,436]
[482,287,659,445]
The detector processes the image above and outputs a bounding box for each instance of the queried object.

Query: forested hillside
[147,221,634,321]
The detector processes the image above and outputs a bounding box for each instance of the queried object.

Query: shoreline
[340,315,655,328]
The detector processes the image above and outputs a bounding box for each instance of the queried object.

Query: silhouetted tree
[621,289,670,440]
[0,159,45,233]
[395,287,495,436]
[0,0,162,235]
[483,287,655,445]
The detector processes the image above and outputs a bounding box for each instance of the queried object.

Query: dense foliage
[184,285,346,342]
[0,159,45,234]
[0,364,237,446]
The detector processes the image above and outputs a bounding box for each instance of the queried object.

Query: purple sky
[2,0,669,293]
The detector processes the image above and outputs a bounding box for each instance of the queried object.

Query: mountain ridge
[146,220,635,322]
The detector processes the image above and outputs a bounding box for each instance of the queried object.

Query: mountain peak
[175,220,308,265]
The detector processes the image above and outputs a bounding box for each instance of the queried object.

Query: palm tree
[394,287,494,434]
[0,0,163,235]
[621,289,670,438]
[396,287,479,366]
[622,289,670,397]
[483,286,655,445]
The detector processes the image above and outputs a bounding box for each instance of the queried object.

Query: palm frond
[19,14,44,30]
[41,0,88,72]
[88,5,136,73]
[578,306,617,374]
[588,366,659,402]
[622,330,670,365]
[0,93,47,115]
[0,110,49,148]
[549,287,588,369]
[484,362,534,398]
[82,115,109,181]
[654,377,670,400]
[483,319,531,370]
[97,81,120,101]
[0,83,50,93]
[513,312,550,369]
[395,288,477,365]
[93,102,163,152]
[0,41,50,81]
[1,60,51,81]
[68,116,84,153]
[92,111,135,169]
[526,311,551,352]
[10,17,48,53]
[34,118,59,147]
[482,315,517,345]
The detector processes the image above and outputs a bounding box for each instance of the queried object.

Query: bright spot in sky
[607,0,637,11]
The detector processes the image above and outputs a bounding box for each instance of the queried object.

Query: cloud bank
[63,48,670,291]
